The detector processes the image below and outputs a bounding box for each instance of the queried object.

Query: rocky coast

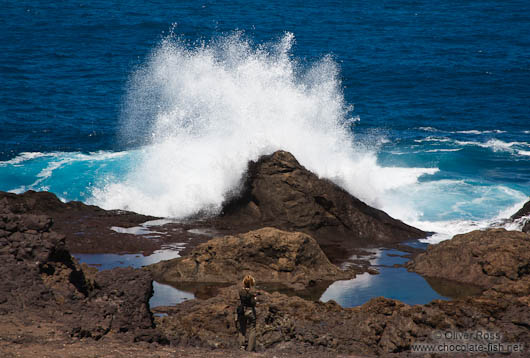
[146,227,356,293]
[0,151,528,357]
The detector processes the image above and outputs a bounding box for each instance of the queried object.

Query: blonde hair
[242,274,255,288]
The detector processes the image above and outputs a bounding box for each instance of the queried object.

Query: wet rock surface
[0,208,157,342]
[407,229,530,289]
[0,190,214,255]
[0,150,428,263]
[1,160,529,356]
[511,199,530,232]
[146,227,355,291]
[218,151,427,260]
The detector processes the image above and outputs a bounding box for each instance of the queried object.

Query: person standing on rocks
[236,274,257,351]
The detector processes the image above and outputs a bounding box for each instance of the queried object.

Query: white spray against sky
[89,32,527,240]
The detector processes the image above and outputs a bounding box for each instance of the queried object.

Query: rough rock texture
[151,227,530,357]
[147,227,354,291]
[154,283,529,356]
[218,151,426,259]
[0,149,428,263]
[0,208,157,342]
[407,229,530,289]
[511,199,530,233]
[0,190,215,255]
[1,200,529,356]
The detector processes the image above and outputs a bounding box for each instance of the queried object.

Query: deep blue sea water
[2,2,529,243]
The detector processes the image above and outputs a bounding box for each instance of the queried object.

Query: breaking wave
[90,32,438,218]
[1,32,526,243]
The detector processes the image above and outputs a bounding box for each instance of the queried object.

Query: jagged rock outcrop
[218,151,426,259]
[151,227,530,356]
[154,283,529,356]
[0,148,428,262]
[0,190,217,256]
[0,190,161,254]
[147,227,354,291]
[406,229,530,289]
[148,228,529,356]
[0,207,157,341]
[511,199,530,233]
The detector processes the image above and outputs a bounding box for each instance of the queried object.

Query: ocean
[2,0,529,244]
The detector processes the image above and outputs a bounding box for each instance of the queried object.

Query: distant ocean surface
[2,1,529,243]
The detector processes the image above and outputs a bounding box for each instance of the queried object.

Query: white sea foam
[424,148,462,153]
[416,193,529,244]
[495,194,529,220]
[416,127,506,135]
[417,126,442,132]
[454,129,506,134]
[0,152,55,166]
[413,136,451,143]
[23,151,128,190]
[417,219,492,244]
[504,215,530,231]
[454,139,529,153]
[91,33,438,218]
[1,151,127,170]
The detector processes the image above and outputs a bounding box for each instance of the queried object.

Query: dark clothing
[239,288,256,311]
[237,288,256,351]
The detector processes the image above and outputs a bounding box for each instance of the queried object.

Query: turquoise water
[1,2,529,240]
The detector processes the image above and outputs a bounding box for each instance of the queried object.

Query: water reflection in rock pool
[73,247,195,308]
[73,245,185,270]
[150,281,194,307]
[74,245,480,309]
[320,248,479,307]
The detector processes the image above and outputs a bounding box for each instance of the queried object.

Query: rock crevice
[0,207,157,342]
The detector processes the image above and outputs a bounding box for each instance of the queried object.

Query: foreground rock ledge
[155,228,530,356]
[155,282,529,356]
[146,227,355,291]
[1,205,529,356]
[218,150,426,255]
[0,207,158,342]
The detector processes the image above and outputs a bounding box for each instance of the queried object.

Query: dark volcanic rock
[151,227,530,356]
[0,190,161,254]
[0,208,156,341]
[511,199,530,233]
[0,190,219,256]
[147,227,354,291]
[219,151,426,258]
[149,228,530,356]
[0,149,427,263]
[154,284,529,356]
[407,229,530,289]
[73,267,156,340]
[0,205,89,311]
[511,199,530,220]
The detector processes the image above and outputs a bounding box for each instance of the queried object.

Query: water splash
[0,32,526,244]
[91,32,436,218]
